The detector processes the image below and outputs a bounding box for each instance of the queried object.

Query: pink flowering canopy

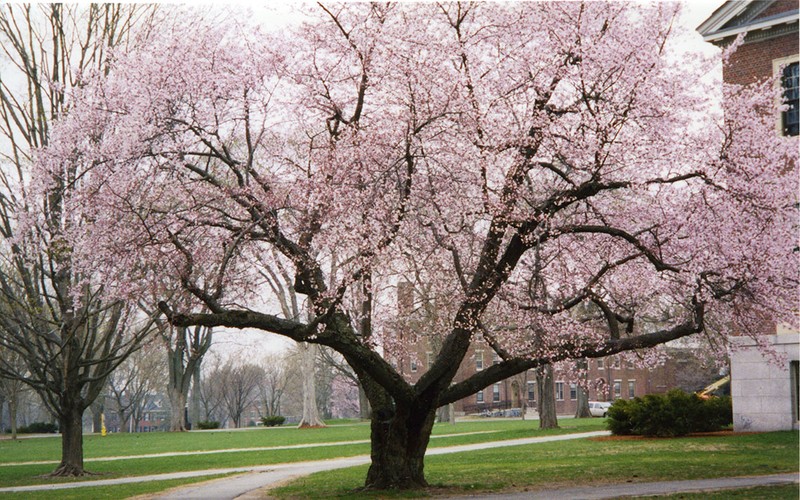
[31,2,797,384]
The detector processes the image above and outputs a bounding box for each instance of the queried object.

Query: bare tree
[219,359,263,428]
[107,346,163,432]
[199,356,226,424]
[259,353,289,417]
[154,318,212,431]
[0,349,27,439]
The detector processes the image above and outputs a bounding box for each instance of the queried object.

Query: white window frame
[555,382,564,401]
[773,54,800,136]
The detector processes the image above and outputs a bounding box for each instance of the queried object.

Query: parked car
[589,401,612,417]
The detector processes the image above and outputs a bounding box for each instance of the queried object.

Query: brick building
[391,283,721,417]
[698,0,799,431]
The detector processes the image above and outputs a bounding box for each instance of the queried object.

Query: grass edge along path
[1,430,500,467]
[0,431,610,494]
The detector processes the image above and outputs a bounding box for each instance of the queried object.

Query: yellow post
[101,413,107,437]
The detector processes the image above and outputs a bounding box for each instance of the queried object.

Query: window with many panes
[628,380,635,399]
[783,62,799,136]
[527,381,535,401]
[613,380,622,399]
[555,382,564,401]
[569,383,577,400]
[476,351,484,371]
[476,390,484,403]
[492,383,501,402]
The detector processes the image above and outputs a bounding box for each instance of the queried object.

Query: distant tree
[154,316,212,431]
[107,345,163,432]
[259,353,289,418]
[219,359,263,428]
[0,349,27,439]
[536,364,558,429]
[199,357,226,424]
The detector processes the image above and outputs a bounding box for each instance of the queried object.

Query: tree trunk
[536,364,558,429]
[358,383,370,420]
[575,385,592,418]
[190,362,201,428]
[117,409,130,433]
[365,401,436,489]
[91,399,103,433]
[52,405,86,476]
[298,342,325,428]
[167,387,187,432]
[9,393,17,440]
[575,360,592,418]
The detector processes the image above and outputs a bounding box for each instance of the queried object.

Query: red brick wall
[723,32,799,85]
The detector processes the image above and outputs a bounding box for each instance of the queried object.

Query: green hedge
[261,415,286,427]
[196,420,220,430]
[607,389,732,437]
[7,422,60,434]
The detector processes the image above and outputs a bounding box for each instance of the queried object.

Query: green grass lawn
[2,419,794,500]
[0,418,605,488]
[270,431,800,499]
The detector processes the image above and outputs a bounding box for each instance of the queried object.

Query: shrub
[17,422,59,434]
[196,420,220,430]
[261,415,286,427]
[607,389,732,437]
[606,398,634,435]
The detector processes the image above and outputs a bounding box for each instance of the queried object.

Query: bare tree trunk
[575,360,592,418]
[9,392,17,440]
[190,362,201,428]
[91,399,103,433]
[536,364,559,429]
[167,386,187,432]
[52,396,86,477]
[298,343,325,428]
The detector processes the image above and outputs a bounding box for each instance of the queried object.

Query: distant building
[392,283,722,417]
[698,0,799,431]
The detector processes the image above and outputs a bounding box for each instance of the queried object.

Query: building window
[613,380,622,399]
[527,381,535,401]
[476,390,484,403]
[492,352,500,365]
[569,383,578,400]
[597,358,604,369]
[628,380,635,399]
[783,62,799,136]
[612,357,621,370]
[410,360,418,372]
[476,351,484,371]
[493,383,501,402]
[426,351,433,368]
[555,382,564,401]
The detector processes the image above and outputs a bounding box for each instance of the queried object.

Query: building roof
[697,0,799,42]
